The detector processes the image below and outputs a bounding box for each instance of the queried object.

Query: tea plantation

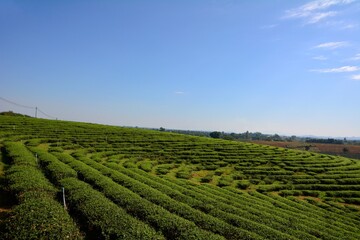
[0,115,359,239]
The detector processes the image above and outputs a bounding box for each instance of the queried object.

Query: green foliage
[29,148,77,183]
[4,192,82,240]
[139,161,154,172]
[56,153,224,240]
[107,165,302,240]
[60,178,164,240]
[237,180,251,190]
[156,164,175,175]
[3,142,82,239]
[123,160,137,168]
[210,131,222,139]
[0,111,31,117]
[201,173,214,183]
[1,116,360,239]
[176,169,192,179]
[217,175,233,187]
[6,166,57,197]
[48,146,64,153]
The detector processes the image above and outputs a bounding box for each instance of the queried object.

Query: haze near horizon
[1,0,360,137]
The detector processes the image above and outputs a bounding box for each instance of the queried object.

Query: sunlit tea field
[0,115,359,239]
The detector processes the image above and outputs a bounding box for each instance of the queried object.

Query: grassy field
[0,115,359,239]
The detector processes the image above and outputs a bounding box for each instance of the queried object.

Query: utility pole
[35,107,38,118]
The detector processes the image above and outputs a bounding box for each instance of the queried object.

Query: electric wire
[0,96,34,109]
[37,108,56,119]
[0,96,57,119]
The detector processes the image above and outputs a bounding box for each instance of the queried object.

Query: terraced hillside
[0,115,359,239]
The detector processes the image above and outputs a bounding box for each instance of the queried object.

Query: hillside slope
[0,115,359,239]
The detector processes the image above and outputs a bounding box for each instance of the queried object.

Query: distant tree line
[305,138,344,145]
[164,129,210,137]
[208,131,296,142]
[166,129,297,142]
[160,128,360,145]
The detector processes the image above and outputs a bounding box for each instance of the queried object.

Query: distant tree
[223,135,234,140]
[252,132,262,140]
[245,131,250,140]
[159,127,165,131]
[273,134,282,141]
[210,131,222,139]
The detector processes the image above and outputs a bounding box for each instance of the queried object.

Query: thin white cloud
[307,11,337,23]
[349,53,360,61]
[314,41,348,49]
[311,65,360,72]
[323,20,358,29]
[313,55,328,60]
[351,74,360,80]
[300,0,354,12]
[284,0,355,24]
[261,24,278,29]
[342,23,358,29]
[174,91,185,95]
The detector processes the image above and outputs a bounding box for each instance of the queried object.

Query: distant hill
[0,111,31,118]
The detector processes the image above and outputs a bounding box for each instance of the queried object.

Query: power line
[0,96,57,120]
[37,108,56,119]
[0,96,34,109]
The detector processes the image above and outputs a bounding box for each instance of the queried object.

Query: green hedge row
[173,179,359,239]
[29,147,78,183]
[74,156,263,240]
[292,184,360,191]
[3,142,82,240]
[161,171,335,239]
[249,191,360,233]
[5,142,39,167]
[225,188,360,234]
[60,177,164,240]
[164,174,350,240]
[106,163,314,240]
[325,190,360,198]
[55,152,226,240]
[58,153,260,239]
[32,149,163,240]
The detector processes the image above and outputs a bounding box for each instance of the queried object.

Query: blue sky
[1,0,360,137]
